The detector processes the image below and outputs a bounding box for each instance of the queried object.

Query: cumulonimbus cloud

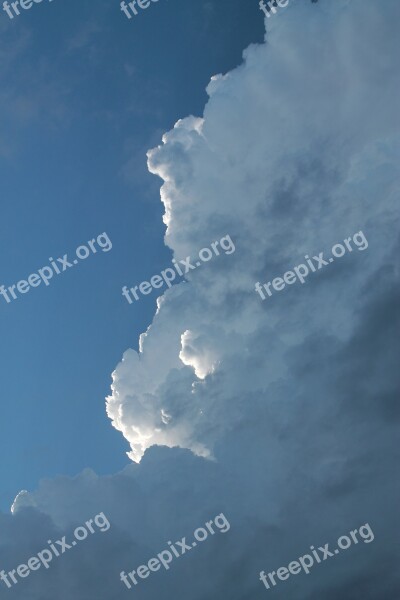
[106,0,400,463]
[9,1,400,598]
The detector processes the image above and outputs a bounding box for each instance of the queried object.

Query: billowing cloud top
[7,1,400,598]
[106,0,399,462]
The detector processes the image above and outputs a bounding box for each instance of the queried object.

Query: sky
[0,1,399,599]
[0,0,265,511]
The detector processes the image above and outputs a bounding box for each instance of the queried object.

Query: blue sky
[0,0,264,510]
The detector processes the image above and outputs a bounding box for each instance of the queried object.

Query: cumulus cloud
[6,1,400,598]
[107,0,399,462]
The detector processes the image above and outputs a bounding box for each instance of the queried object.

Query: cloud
[107,0,400,462]
[6,1,400,598]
